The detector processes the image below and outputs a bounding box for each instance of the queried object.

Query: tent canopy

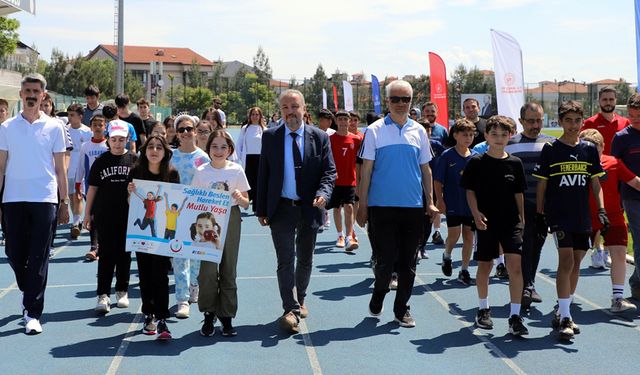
[0,0,35,16]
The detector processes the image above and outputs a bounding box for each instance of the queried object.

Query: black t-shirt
[142,118,156,136]
[128,166,180,184]
[120,112,146,149]
[532,139,604,232]
[88,151,138,221]
[470,118,487,147]
[460,153,526,227]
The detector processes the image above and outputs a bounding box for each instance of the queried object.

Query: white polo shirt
[0,112,67,203]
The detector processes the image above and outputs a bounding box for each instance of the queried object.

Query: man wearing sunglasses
[357,80,438,328]
[505,103,554,310]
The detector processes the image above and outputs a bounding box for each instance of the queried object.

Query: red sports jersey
[589,154,636,229]
[330,133,361,186]
[143,199,158,219]
[582,113,630,155]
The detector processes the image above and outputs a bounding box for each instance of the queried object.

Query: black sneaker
[368,292,384,317]
[530,288,543,303]
[156,319,172,340]
[495,263,509,279]
[522,289,533,311]
[200,312,216,337]
[457,269,473,286]
[558,317,575,340]
[219,316,237,337]
[551,307,580,334]
[475,308,493,329]
[432,231,444,245]
[394,307,416,328]
[142,314,156,335]
[508,315,529,336]
[442,254,453,277]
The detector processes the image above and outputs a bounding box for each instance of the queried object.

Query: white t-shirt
[67,124,93,176]
[191,161,250,206]
[75,139,109,186]
[0,112,67,203]
[237,124,264,166]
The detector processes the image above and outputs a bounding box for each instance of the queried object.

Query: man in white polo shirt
[357,79,438,328]
[0,73,69,335]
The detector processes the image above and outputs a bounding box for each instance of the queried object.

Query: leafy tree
[174,85,213,115]
[252,46,272,82]
[187,59,203,88]
[207,58,226,95]
[0,17,19,59]
[307,64,328,113]
[43,48,68,93]
[615,78,632,106]
[124,70,145,103]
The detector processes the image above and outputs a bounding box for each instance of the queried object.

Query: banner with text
[428,52,449,128]
[371,74,381,115]
[491,29,525,131]
[343,80,354,111]
[126,179,232,264]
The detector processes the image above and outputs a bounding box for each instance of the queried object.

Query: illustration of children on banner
[126,179,232,263]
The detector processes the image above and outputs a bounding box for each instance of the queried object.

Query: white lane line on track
[536,273,640,332]
[415,275,528,375]
[106,305,144,375]
[298,319,323,375]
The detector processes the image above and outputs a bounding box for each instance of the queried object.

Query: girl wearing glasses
[236,107,265,212]
[169,114,211,319]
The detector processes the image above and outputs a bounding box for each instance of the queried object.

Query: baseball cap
[108,120,129,138]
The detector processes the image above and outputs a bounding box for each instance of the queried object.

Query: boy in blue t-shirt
[434,119,476,285]
[533,101,608,340]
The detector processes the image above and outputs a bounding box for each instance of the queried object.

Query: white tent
[0,0,35,16]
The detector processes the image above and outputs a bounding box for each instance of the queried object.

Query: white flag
[322,88,327,109]
[342,81,354,111]
[491,29,525,131]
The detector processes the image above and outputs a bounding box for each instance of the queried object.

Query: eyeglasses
[523,118,543,124]
[176,126,195,133]
[197,129,211,135]
[389,96,411,104]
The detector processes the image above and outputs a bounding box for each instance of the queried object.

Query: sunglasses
[389,96,411,104]
[176,126,195,133]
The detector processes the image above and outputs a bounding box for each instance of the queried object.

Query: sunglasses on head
[389,96,411,104]
[176,126,194,133]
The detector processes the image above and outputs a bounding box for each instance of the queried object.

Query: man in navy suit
[256,89,336,333]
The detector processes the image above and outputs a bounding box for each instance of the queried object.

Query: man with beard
[582,86,630,155]
[257,89,336,334]
[464,98,488,147]
[0,73,69,334]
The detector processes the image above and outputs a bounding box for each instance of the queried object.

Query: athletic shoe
[389,273,398,290]
[530,288,543,303]
[300,304,309,319]
[475,308,493,329]
[522,289,533,310]
[200,312,216,336]
[590,250,605,269]
[611,298,637,313]
[457,269,473,286]
[142,315,156,335]
[189,284,199,304]
[116,291,129,308]
[604,251,612,268]
[551,308,580,334]
[346,237,359,251]
[394,308,416,328]
[85,249,99,261]
[219,316,238,337]
[558,317,575,340]
[70,224,81,240]
[279,311,300,334]
[508,315,529,336]
[495,263,509,279]
[441,254,452,277]
[432,231,444,245]
[368,293,384,317]
[156,319,172,340]
[335,236,345,248]
[24,315,43,335]
[95,294,111,313]
[176,301,190,319]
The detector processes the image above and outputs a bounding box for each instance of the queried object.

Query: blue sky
[10,0,638,84]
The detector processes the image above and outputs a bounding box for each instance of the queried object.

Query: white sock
[498,254,505,264]
[346,235,352,241]
[569,294,574,303]
[443,251,452,260]
[558,298,572,319]
[338,231,344,237]
[510,303,521,317]
[73,215,81,225]
[613,284,624,300]
[479,298,490,310]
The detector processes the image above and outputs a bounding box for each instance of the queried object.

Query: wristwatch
[61,198,70,205]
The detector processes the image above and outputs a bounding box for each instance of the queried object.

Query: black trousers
[136,252,171,319]
[245,154,260,211]
[96,220,131,295]
[368,206,423,317]
[4,202,57,319]
[522,209,546,288]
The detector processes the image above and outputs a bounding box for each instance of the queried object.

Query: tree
[207,58,226,95]
[187,59,203,88]
[615,78,632,106]
[307,64,328,113]
[0,17,19,59]
[174,86,213,115]
[252,46,272,82]
[43,48,69,93]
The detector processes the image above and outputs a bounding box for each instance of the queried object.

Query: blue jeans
[623,199,640,289]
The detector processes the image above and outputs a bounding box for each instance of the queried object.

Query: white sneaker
[604,251,612,268]
[611,298,637,313]
[389,273,398,290]
[24,315,42,335]
[590,250,605,269]
[116,291,129,308]
[176,301,190,318]
[189,285,199,304]
[96,294,111,313]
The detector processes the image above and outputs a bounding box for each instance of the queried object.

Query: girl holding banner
[128,135,180,340]
[192,130,250,337]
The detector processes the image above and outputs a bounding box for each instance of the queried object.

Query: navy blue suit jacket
[256,124,336,226]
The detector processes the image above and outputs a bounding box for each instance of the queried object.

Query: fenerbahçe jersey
[532,139,604,233]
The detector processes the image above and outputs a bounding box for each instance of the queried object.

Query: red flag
[332,83,339,112]
[428,52,449,128]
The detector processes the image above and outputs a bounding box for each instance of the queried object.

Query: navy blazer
[256,124,336,225]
